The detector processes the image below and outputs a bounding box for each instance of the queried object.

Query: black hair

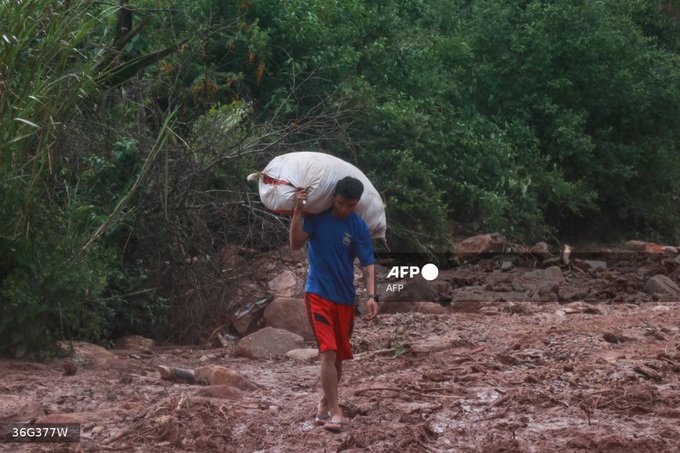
[335,176,364,200]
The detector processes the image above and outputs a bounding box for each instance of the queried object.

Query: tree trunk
[118,0,133,39]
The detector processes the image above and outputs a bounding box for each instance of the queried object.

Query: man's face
[331,194,360,219]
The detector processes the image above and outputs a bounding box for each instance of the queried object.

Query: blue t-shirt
[303,209,375,305]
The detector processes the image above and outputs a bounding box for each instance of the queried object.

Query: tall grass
[0,0,174,355]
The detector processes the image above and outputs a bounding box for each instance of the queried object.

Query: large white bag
[248,152,386,239]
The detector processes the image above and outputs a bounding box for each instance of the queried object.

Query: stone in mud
[643,275,680,300]
[263,297,314,341]
[234,327,305,360]
[55,341,119,366]
[455,233,505,261]
[530,242,550,260]
[285,348,319,361]
[114,335,155,351]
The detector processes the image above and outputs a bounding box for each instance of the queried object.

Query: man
[289,176,379,434]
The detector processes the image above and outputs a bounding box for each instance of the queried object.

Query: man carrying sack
[289,176,379,434]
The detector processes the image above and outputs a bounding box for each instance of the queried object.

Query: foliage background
[2,0,680,354]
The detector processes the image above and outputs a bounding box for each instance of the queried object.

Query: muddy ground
[1,251,680,453]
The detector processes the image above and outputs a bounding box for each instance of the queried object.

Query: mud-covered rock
[263,297,314,341]
[114,335,155,351]
[234,327,305,359]
[285,348,319,361]
[455,233,505,261]
[267,269,304,297]
[55,341,119,366]
[643,275,680,300]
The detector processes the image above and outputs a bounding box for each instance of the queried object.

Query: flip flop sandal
[314,413,331,425]
[323,420,346,433]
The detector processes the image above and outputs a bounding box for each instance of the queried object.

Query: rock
[525,266,563,282]
[267,269,304,297]
[643,275,680,300]
[544,266,564,281]
[0,395,42,423]
[194,365,262,391]
[55,341,119,366]
[276,245,307,264]
[624,241,666,254]
[114,335,155,351]
[624,240,649,252]
[379,301,447,315]
[537,282,559,302]
[530,242,550,260]
[263,298,314,341]
[662,246,678,254]
[214,244,247,270]
[559,286,589,302]
[602,332,626,344]
[455,233,505,261]
[500,259,514,272]
[480,306,500,316]
[573,259,607,273]
[234,327,305,359]
[195,385,244,400]
[285,348,319,361]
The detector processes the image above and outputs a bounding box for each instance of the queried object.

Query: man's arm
[362,264,379,320]
[289,187,308,250]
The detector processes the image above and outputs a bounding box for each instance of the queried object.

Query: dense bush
[3,0,680,353]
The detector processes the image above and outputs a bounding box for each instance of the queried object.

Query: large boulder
[525,266,564,282]
[263,298,314,341]
[455,233,505,261]
[643,275,680,300]
[0,395,42,422]
[624,240,665,253]
[114,335,154,351]
[234,327,305,359]
[267,269,305,298]
[56,341,119,367]
[530,242,550,260]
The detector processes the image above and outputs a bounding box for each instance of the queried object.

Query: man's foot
[314,413,331,425]
[323,419,346,433]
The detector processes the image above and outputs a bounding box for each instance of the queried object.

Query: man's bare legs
[317,350,343,423]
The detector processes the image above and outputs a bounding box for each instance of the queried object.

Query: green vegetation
[2,0,680,353]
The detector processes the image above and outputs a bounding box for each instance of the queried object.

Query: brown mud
[1,253,680,452]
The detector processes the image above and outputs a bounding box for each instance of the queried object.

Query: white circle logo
[421,263,439,281]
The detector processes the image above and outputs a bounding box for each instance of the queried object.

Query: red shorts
[305,293,355,361]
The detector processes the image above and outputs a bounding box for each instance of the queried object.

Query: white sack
[248,152,386,239]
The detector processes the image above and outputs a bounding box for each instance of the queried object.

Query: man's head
[332,176,363,219]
